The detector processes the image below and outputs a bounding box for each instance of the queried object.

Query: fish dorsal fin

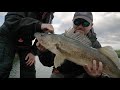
[98,46,120,69]
[63,28,92,47]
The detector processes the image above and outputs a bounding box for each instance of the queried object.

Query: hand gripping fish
[34,28,120,78]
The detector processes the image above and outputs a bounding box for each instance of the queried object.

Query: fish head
[34,32,59,50]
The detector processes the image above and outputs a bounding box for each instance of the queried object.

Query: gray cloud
[0,12,7,16]
[93,12,120,46]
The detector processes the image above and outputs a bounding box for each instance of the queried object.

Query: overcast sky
[0,12,120,50]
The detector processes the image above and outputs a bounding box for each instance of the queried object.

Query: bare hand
[83,60,103,77]
[25,53,35,66]
[41,24,54,33]
[36,42,47,52]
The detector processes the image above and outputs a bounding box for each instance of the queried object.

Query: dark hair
[87,28,101,48]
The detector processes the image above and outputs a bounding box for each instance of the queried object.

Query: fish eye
[44,32,51,35]
[48,32,52,35]
[41,33,44,36]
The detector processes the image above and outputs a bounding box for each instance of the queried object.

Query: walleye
[34,29,120,78]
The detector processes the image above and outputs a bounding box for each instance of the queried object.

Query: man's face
[73,18,93,35]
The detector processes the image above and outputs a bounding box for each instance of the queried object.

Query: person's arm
[3,12,54,37]
[30,39,55,67]
[37,49,55,67]
[3,12,42,35]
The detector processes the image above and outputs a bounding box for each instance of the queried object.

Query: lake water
[9,56,53,78]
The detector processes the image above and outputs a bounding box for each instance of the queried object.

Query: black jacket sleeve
[3,12,42,36]
[82,73,110,78]
[37,50,55,67]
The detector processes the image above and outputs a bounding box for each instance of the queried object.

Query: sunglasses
[73,18,90,27]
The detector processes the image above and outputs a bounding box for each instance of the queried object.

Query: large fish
[34,28,120,78]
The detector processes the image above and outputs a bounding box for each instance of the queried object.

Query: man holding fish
[36,12,109,78]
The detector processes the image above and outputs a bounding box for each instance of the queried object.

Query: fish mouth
[74,30,85,35]
[38,39,47,47]
[39,39,44,44]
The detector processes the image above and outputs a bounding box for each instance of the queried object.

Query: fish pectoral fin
[98,46,120,68]
[54,54,66,68]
